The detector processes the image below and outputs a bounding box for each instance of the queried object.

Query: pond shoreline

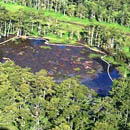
[0,35,120,96]
[0,35,106,54]
[0,35,115,82]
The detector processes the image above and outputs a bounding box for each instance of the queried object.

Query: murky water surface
[0,39,120,96]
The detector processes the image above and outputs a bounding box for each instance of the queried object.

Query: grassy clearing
[0,0,130,46]
[0,0,37,12]
[43,10,130,33]
[44,33,78,45]
[43,11,130,33]
[1,0,130,33]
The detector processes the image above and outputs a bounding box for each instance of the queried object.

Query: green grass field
[1,0,130,33]
[0,0,130,44]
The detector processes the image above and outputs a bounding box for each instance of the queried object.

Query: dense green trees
[0,61,129,130]
[0,61,95,129]
[110,78,130,130]
[0,1,130,130]
[2,0,130,27]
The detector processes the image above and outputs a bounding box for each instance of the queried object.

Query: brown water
[0,38,120,96]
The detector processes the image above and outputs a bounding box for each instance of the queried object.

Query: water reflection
[82,69,120,96]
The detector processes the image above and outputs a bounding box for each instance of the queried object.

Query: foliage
[40,45,52,50]
[89,53,102,59]
[1,0,130,27]
[86,69,96,74]
[73,67,81,72]
[0,1,130,130]
[0,61,129,130]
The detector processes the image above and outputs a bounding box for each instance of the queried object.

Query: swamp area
[0,38,120,96]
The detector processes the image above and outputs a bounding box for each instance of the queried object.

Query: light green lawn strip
[44,11,130,32]
[44,33,78,45]
[58,23,83,32]
[0,0,37,12]
[0,1,24,12]
[0,0,130,33]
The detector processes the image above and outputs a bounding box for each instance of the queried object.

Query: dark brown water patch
[0,39,102,80]
[0,39,120,96]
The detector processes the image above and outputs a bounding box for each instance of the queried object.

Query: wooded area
[0,61,129,130]
[0,0,130,130]
[2,0,130,27]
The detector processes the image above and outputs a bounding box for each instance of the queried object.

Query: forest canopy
[0,0,130,130]
[0,61,129,130]
[2,0,130,27]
